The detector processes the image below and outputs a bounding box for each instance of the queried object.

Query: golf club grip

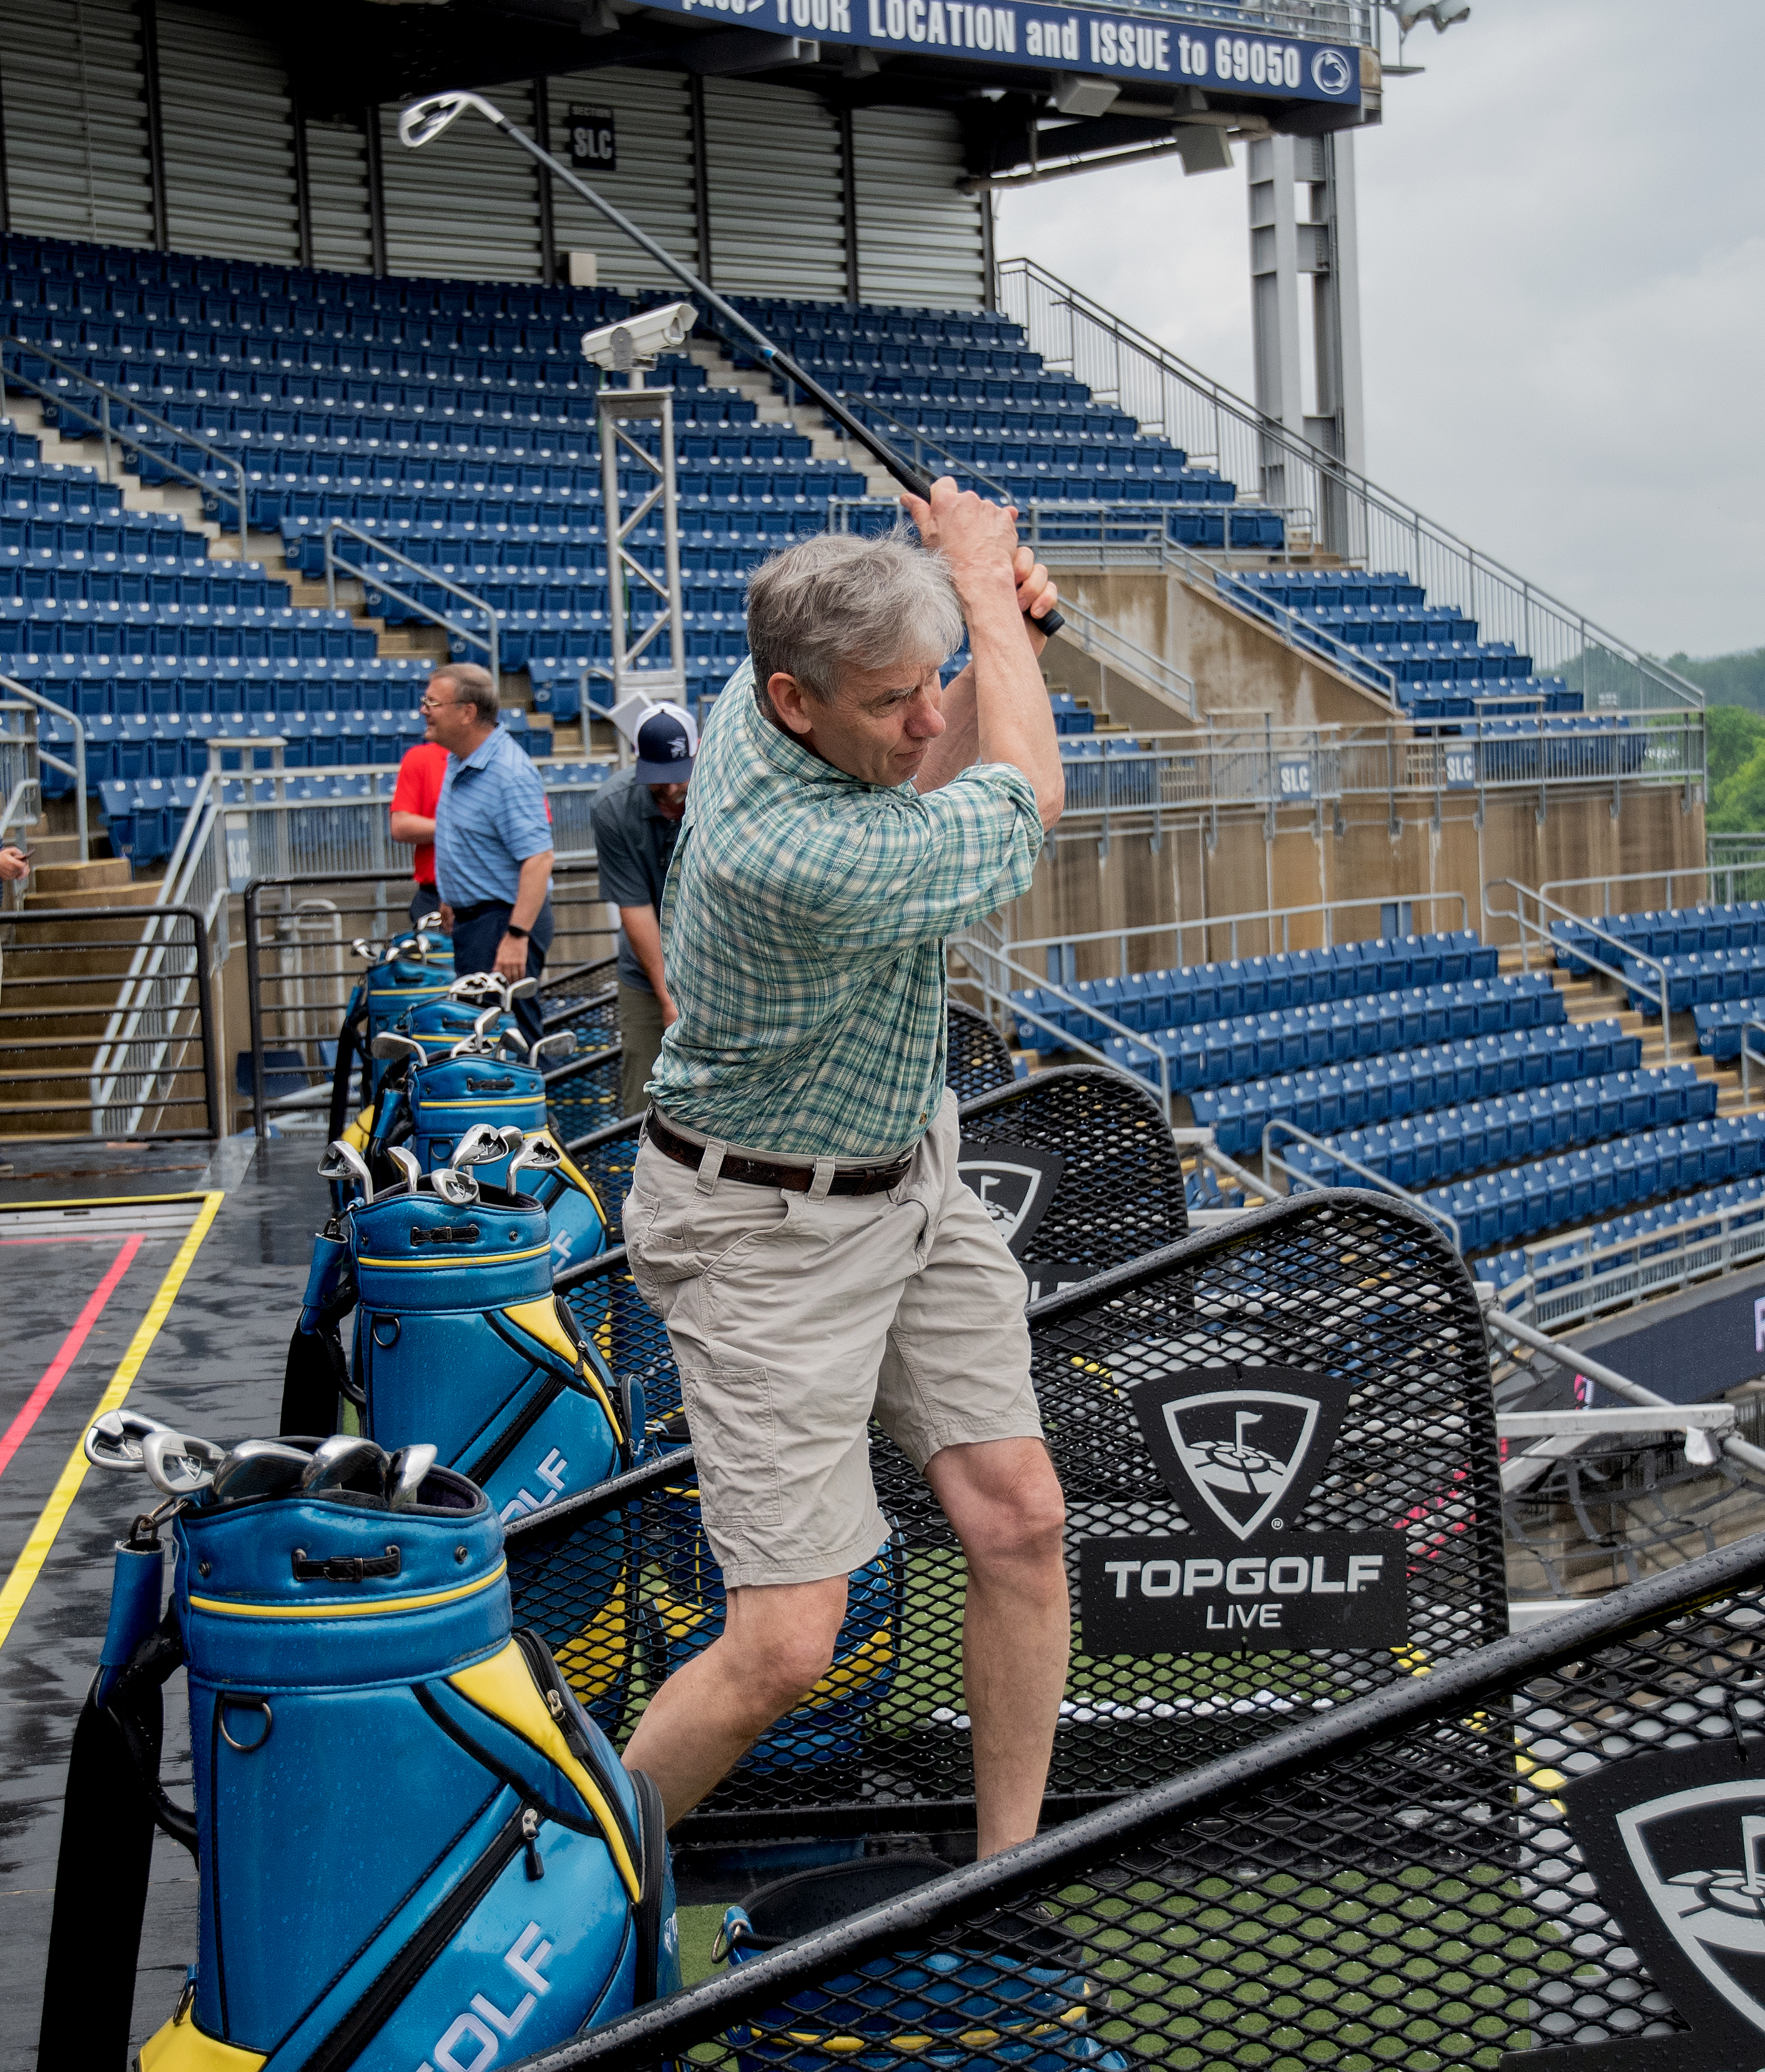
[1030,607,1065,638]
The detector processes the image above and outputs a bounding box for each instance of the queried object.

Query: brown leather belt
[643,1110,912,1196]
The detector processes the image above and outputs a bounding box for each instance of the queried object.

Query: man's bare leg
[621,1574,848,1826]
[923,1437,1069,1858]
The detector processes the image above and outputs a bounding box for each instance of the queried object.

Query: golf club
[370,1032,427,1064]
[388,1443,439,1510]
[83,1408,177,1473]
[350,937,386,964]
[300,1434,390,1496]
[387,1145,423,1194]
[398,88,1063,640]
[450,1123,511,1172]
[431,1166,480,1207]
[142,1429,227,1499]
[507,1134,563,1184]
[210,1439,318,1506]
[529,1030,578,1068]
[318,1141,375,1201]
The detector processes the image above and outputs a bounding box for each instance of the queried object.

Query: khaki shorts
[624,1090,1041,1590]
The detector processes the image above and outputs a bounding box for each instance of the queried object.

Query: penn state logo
[957,1138,1064,1260]
[1513,1739,1765,2068]
[1130,1366,1352,1541]
[1311,46,1352,95]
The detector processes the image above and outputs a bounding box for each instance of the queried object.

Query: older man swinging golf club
[619,479,1068,1858]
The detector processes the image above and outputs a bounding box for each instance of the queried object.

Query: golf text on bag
[1078,1365,1409,1652]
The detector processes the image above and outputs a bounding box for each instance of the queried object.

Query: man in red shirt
[389,739,450,930]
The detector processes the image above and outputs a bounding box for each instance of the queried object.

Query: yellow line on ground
[0,1189,224,1653]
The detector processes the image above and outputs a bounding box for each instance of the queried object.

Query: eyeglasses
[418,694,457,712]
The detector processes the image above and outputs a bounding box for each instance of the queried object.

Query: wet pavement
[0,1137,323,2068]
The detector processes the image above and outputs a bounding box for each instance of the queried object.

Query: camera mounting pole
[397,90,1063,639]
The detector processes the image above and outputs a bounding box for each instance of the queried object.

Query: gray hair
[429,661,498,722]
[746,529,963,703]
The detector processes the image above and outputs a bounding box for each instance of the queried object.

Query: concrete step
[24,876,163,911]
[28,857,133,896]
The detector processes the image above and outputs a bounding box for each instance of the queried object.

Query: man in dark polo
[590,704,696,1117]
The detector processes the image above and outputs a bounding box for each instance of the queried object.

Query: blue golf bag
[39,1442,676,2070]
[327,929,456,1142]
[284,1173,637,1727]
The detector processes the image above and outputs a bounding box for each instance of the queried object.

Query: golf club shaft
[443,100,1064,639]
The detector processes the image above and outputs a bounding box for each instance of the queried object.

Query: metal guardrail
[1261,1112,1463,1250]
[1540,859,1739,921]
[1708,834,1765,904]
[322,519,501,683]
[1491,1193,1765,1337]
[0,902,219,1142]
[0,333,249,560]
[998,256,1706,718]
[1485,876,1674,1059]
[0,675,86,860]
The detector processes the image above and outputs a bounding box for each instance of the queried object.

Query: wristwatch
[504,924,530,941]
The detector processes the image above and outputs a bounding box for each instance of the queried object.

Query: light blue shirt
[433,724,554,907]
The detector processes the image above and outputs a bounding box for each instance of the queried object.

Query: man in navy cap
[590,702,697,1117]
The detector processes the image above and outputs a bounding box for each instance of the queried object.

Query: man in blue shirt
[426,663,554,1045]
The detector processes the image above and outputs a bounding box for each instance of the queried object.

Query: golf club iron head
[300,1434,391,1496]
[210,1439,318,1506]
[142,1429,227,1499]
[84,1408,177,1473]
[448,972,506,1005]
[507,1133,563,1183]
[529,1030,578,1068]
[450,1123,509,1172]
[318,1141,375,1201]
[388,1444,439,1510]
[351,937,386,964]
[431,1166,480,1207]
[387,1145,423,1195]
[371,1032,428,1063]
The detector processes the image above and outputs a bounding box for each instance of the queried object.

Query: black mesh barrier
[567,1118,645,1245]
[946,999,1020,1102]
[546,1042,626,1148]
[539,955,621,1046]
[524,1190,1503,1844]
[518,1527,1765,2072]
[956,1065,1187,1295]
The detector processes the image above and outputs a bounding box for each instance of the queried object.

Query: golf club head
[508,1133,563,1182]
[318,1140,375,1200]
[142,1429,227,1499]
[507,976,539,1002]
[370,1032,426,1063]
[431,1166,480,1207]
[83,1408,177,1473]
[399,89,498,151]
[210,1439,317,1506]
[496,1124,526,1157]
[300,1434,391,1497]
[449,972,505,1005]
[529,1029,578,1067]
[387,1145,423,1195]
[388,1444,440,1510]
[350,937,385,964]
[415,910,444,933]
[471,1006,503,1039]
[450,1123,509,1171]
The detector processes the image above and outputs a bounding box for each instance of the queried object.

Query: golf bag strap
[632,1767,667,2005]
[281,1316,355,1436]
[327,995,368,1145]
[38,1607,190,2068]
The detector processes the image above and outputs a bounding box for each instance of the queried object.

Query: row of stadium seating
[1010,933,1496,1042]
[1552,902,1765,974]
[1098,974,1565,1095]
[1486,1176,1765,1296]
[1695,999,1765,1062]
[1621,948,1765,1014]
[1420,1115,1765,1256]
[1219,568,1585,722]
[1188,1020,1639,1155]
[1282,1064,1716,1192]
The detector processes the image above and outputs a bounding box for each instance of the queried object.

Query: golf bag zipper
[461,1372,566,1487]
[297,1798,536,2072]
[512,1628,641,1870]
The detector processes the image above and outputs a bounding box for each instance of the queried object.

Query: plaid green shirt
[647,660,1043,1159]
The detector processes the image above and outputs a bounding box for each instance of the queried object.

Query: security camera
[1430,0,1470,24]
[581,300,698,380]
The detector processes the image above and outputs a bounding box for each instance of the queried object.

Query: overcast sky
[996,0,1764,658]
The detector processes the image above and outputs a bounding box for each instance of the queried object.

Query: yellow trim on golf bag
[139,2001,268,2071]
[502,1295,625,1445]
[446,1640,642,1902]
[342,1106,374,1157]
[187,1563,507,1622]
[357,1243,555,1271]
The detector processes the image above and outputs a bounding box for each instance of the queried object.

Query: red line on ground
[0,1235,142,1245]
[0,1234,144,1479]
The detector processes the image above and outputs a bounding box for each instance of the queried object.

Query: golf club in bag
[39,1421,676,2071]
[285,1144,641,1727]
[396,90,1065,640]
[327,922,456,1145]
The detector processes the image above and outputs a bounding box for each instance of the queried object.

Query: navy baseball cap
[634,703,698,784]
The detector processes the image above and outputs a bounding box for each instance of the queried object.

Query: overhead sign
[662,0,1361,101]
[568,104,617,172]
[1079,1364,1408,1653]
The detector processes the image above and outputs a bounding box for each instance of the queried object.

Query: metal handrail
[0,673,86,859]
[1538,863,1728,918]
[0,333,250,560]
[321,518,500,684]
[1485,877,1673,1060]
[1261,1115,1462,1251]
[998,257,1705,717]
